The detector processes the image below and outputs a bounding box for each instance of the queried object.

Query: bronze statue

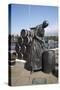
[29,20,49,71]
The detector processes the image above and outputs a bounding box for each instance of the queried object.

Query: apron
[29,37,44,71]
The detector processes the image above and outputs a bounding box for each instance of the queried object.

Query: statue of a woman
[29,20,49,71]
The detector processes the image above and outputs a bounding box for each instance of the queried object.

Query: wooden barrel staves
[42,50,55,73]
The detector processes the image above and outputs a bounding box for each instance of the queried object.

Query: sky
[9,4,58,36]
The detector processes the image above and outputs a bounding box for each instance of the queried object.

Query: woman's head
[42,20,49,28]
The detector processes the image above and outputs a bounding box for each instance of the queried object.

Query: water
[11,41,58,50]
[11,43,16,50]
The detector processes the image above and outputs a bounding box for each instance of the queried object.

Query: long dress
[29,26,45,71]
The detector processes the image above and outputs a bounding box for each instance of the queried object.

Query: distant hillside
[45,36,58,41]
